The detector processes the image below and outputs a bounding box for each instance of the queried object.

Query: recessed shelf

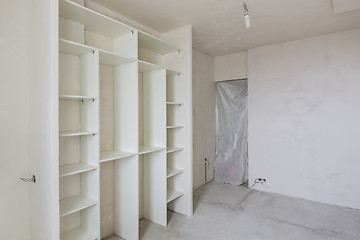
[167,189,183,203]
[167,168,184,178]
[59,38,96,56]
[59,162,97,177]
[100,150,137,163]
[59,0,134,38]
[139,145,165,155]
[167,147,184,154]
[59,95,97,101]
[138,31,181,55]
[166,68,182,76]
[60,227,98,240]
[166,101,183,106]
[166,125,184,129]
[60,195,97,217]
[59,131,97,137]
[138,60,164,72]
[99,50,135,66]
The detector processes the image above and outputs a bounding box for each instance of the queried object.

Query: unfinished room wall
[214,51,247,82]
[193,49,216,190]
[248,28,360,209]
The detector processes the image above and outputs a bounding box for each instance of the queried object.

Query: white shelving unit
[58,0,192,239]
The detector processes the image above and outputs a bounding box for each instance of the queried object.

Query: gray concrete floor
[105,181,360,240]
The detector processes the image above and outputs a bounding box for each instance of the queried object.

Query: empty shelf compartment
[167,147,184,154]
[139,145,165,155]
[60,195,97,217]
[167,189,183,203]
[60,227,98,240]
[59,162,97,177]
[100,150,137,162]
[167,168,184,178]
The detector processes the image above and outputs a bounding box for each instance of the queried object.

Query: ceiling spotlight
[243,2,250,28]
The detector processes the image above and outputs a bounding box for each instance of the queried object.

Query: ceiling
[89,0,360,56]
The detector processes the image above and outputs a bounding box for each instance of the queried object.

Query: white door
[0,1,59,239]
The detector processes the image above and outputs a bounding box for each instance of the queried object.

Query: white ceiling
[89,0,360,56]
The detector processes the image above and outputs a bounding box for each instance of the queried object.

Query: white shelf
[59,131,97,137]
[100,150,137,163]
[166,68,182,76]
[59,163,97,178]
[59,95,97,101]
[60,195,97,217]
[167,147,184,154]
[166,125,184,129]
[59,0,134,38]
[167,189,183,203]
[139,145,165,155]
[167,168,184,178]
[99,50,135,66]
[138,60,164,72]
[166,101,183,106]
[138,31,181,54]
[60,227,98,240]
[59,38,96,56]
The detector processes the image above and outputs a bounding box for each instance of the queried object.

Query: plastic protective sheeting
[215,80,248,185]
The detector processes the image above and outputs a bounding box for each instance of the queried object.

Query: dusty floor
[104,181,360,240]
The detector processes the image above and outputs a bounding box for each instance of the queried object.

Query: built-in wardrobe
[58,0,193,239]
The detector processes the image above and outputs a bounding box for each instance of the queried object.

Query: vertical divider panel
[114,61,140,239]
[114,31,138,59]
[80,50,100,236]
[142,69,167,226]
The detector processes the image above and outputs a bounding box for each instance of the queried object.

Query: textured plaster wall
[214,51,247,82]
[248,28,360,209]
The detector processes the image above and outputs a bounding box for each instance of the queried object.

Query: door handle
[20,175,36,183]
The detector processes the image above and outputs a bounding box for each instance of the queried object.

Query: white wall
[214,51,247,82]
[248,28,360,209]
[193,49,216,190]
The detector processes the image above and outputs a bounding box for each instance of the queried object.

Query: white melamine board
[167,168,184,178]
[59,195,97,217]
[114,62,139,152]
[59,38,95,56]
[139,145,165,155]
[138,31,180,54]
[59,163,97,177]
[99,50,135,66]
[59,0,134,38]
[138,60,164,72]
[143,151,167,226]
[114,31,138,59]
[80,170,100,235]
[167,147,184,154]
[167,125,183,129]
[142,69,167,147]
[114,156,139,239]
[60,95,97,101]
[59,130,97,137]
[60,227,98,240]
[166,102,183,106]
[166,68,182,76]
[100,150,137,162]
[167,189,183,203]
[161,26,193,216]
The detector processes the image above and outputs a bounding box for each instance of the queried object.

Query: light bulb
[244,13,250,28]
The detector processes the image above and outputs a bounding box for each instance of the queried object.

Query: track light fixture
[243,2,250,28]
